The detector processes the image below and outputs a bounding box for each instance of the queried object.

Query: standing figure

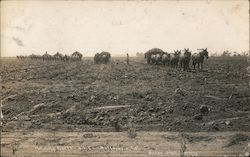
[126,53,130,65]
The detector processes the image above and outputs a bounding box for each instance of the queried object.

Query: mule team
[17,51,83,62]
[16,48,208,71]
[145,48,208,71]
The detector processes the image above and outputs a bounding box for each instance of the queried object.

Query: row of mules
[145,48,209,71]
[16,51,83,62]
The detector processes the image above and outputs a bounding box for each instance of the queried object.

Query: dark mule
[94,53,100,64]
[179,48,192,71]
[63,54,70,62]
[191,48,209,70]
[17,55,27,60]
[170,50,181,68]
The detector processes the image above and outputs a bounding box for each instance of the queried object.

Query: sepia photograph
[0,0,250,156]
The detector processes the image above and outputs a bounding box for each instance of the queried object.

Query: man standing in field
[126,53,130,65]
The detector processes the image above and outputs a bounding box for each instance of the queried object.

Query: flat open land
[1,56,250,156]
[1,57,250,132]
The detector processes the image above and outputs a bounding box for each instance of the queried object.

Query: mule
[150,54,161,65]
[170,50,181,68]
[63,54,70,62]
[191,48,209,70]
[161,53,170,66]
[179,48,192,71]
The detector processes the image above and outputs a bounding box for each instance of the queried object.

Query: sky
[1,0,249,57]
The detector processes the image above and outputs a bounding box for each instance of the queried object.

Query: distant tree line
[221,50,249,57]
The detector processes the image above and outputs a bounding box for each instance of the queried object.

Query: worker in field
[126,53,129,65]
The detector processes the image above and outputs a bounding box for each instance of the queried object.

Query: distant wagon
[53,52,64,61]
[70,51,83,61]
[144,48,165,64]
[94,51,111,64]
[42,52,53,61]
